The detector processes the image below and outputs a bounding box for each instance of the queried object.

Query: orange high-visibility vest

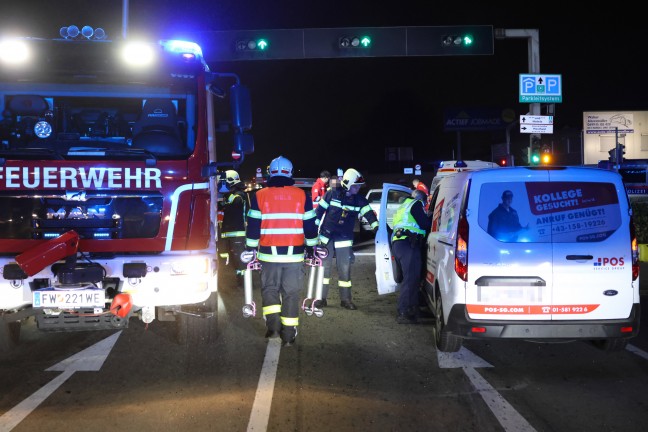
[255,186,307,247]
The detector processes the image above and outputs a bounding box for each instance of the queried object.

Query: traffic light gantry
[200,25,494,61]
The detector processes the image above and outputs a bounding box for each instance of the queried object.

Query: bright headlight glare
[122,41,155,67]
[0,39,30,64]
[171,257,209,275]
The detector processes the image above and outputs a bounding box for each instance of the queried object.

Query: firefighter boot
[264,313,280,339]
[339,288,357,310]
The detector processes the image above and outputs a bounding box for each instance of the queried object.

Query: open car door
[375,183,413,294]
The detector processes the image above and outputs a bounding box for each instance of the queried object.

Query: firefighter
[391,189,432,324]
[311,170,330,209]
[245,156,319,346]
[315,168,378,310]
[219,170,248,287]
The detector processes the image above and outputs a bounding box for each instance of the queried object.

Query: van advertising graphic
[478,181,620,243]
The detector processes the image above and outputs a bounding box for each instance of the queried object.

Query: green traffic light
[360,36,371,48]
[463,35,474,46]
[531,153,540,165]
[257,39,268,50]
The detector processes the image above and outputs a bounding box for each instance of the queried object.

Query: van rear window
[477,181,620,243]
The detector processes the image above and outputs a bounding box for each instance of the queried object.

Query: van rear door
[466,169,553,320]
[465,167,633,321]
[544,168,634,320]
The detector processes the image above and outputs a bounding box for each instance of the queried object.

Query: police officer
[245,156,319,346]
[315,168,378,310]
[391,189,432,324]
[219,170,248,287]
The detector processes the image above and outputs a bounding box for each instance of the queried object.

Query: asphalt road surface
[2,238,648,432]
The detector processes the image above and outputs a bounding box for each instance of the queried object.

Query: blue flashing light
[162,40,203,59]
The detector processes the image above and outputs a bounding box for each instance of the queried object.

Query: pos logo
[593,257,625,268]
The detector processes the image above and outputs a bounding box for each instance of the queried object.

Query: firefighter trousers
[321,239,354,302]
[260,261,303,342]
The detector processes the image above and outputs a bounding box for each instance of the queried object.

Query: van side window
[478,181,621,243]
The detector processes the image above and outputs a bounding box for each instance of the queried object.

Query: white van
[430,160,499,191]
[421,166,640,352]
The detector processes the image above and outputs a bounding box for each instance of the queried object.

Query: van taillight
[630,216,639,281]
[455,213,469,281]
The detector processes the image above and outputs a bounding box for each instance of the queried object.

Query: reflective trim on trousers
[263,304,282,315]
[281,316,299,327]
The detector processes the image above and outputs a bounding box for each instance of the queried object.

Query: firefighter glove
[240,248,257,264]
[305,246,314,259]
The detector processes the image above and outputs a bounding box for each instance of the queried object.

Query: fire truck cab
[0,25,253,351]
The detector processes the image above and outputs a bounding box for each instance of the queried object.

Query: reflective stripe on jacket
[220,188,247,239]
[246,181,319,263]
[315,187,378,244]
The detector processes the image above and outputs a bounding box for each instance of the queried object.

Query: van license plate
[33,288,106,308]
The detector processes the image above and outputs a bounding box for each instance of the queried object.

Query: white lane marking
[463,367,537,432]
[437,346,493,369]
[247,338,282,432]
[0,370,75,432]
[353,252,375,256]
[438,347,536,432]
[626,343,648,360]
[0,331,121,432]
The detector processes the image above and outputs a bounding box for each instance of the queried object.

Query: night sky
[2,1,646,181]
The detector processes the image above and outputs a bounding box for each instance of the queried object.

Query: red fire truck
[0,25,253,350]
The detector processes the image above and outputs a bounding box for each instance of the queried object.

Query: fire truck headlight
[171,257,209,275]
[34,121,53,139]
[122,41,155,67]
[0,39,30,65]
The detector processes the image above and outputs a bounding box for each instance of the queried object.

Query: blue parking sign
[519,74,562,103]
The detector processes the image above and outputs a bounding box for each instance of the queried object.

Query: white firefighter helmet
[411,189,427,203]
[225,170,241,186]
[268,156,293,178]
[341,168,365,189]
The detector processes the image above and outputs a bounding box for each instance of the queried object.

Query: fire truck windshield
[0,37,204,160]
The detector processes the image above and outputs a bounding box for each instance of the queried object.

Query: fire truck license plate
[33,288,106,308]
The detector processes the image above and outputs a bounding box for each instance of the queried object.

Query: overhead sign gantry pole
[495,28,540,162]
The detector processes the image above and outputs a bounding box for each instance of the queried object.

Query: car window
[477,181,621,243]
[367,191,381,203]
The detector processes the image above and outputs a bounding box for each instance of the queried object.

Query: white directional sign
[520,124,554,134]
[519,74,562,103]
[520,115,554,134]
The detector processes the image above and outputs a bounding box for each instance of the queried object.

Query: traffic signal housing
[338,35,372,49]
[236,38,269,52]
[540,145,552,165]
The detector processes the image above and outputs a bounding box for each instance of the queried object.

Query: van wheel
[591,338,628,353]
[432,289,462,353]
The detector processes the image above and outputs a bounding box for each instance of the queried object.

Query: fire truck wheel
[0,318,21,352]
[176,292,221,346]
